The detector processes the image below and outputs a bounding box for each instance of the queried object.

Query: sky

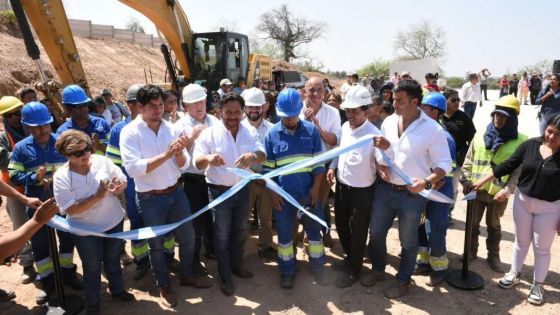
[63,0,560,77]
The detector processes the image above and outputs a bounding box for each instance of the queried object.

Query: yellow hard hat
[0,96,24,115]
[494,95,520,114]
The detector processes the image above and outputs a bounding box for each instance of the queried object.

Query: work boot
[194,262,209,277]
[427,270,448,287]
[220,280,234,296]
[487,255,505,273]
[280,275,295,289]
[159,287,177,307]
[335,271,359,288]
[311,270,328,286]
[332,259,350,272]
[168,259,181,273]
[180,275,213,289]
[413,264,431,275]
[35,285,53,305]
[134,263,150,281]
[64,275,85,291]
[21,265,37,284]
[360,270,386,287]
[0,288,15,302]
[258,246,277,261]
[383,280,409,299]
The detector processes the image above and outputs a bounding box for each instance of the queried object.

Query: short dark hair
[221,93,245,109]
[382,101,394,114]
[137,84,164,106]
[359,105,369,111]
[90,96,106,112]
[394,79,423,104]
[162,90,178,102]
[372,95,383,106]
[19,88,36,101]
[442,88,458,100]
[545,114,560,131]
[469,73,478,80]
[425,73,435,80]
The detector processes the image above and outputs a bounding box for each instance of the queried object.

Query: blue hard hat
[62,84,91,105]
[21,102,54,126]
[276,88,303,118]
[421,92,447,112]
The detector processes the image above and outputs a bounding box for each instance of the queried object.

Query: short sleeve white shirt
[335,120,381,187]
[300,102,342,151]
[377,111,452,185]
[53,155,125,234]
[120,117,190,192]
[193,122,265,186]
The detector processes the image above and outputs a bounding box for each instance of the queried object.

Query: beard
[247,112,262,121]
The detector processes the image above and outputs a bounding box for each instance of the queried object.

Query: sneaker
[527,283,544,305]
[134,263,150,281]
[258,246,277,261]
[360,270,386,287]
[498,271,521,289]
[280,275,295,289]
[0,288,15,302]
[112,291,135,302]
[21,266,37,285]
[159,287,177,307]
[383,280,409,299]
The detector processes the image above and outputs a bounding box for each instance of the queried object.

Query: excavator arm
[118,0,192,80]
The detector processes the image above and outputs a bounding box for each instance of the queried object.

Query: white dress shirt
[332,120,381,187]
[193,121,265,186]
[461,81,482,103]
[378,111,452,185]
[175,113,220,175]
[300,102,342,151]
[241,118,274,172]
[54,155,126,234]
[120,117,190,192]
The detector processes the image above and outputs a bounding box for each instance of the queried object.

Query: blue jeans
[370,181,427,283]
[137,184,195,288]
[209,186,249,282]
[74,221,124,305]
[463,101,477,119]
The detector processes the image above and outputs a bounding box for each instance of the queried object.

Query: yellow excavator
[10,0,271,113]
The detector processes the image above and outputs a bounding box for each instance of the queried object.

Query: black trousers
[334,181,374,274]
[480,84,488,100]
[530,89,539,105]
[182,173,214,263]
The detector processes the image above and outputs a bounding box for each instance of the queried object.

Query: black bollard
[446,199,484,290]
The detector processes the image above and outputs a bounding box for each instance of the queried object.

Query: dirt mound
[0,16,166,101]
[271,59,300,71]
[0,14,22,38]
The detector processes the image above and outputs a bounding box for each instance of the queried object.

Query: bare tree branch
[393,20,446,61]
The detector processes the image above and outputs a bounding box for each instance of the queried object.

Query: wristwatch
[423,178,432,190]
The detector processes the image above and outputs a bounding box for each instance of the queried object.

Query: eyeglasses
[450,97,460,103]
[69,144,93,157]
[4,111,22,118]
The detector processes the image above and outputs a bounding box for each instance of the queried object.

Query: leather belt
[207,183,232,191]
[143,181,180,195]
[389,183,408,191]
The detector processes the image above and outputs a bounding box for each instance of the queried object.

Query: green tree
[357,58,390,78]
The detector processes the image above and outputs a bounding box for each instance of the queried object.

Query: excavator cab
[191,31,249,92]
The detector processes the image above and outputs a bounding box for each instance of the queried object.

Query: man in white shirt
[120,85,211,308]
[360,80,452,299]
[217,78,233,99]
[240,87,276,260]
[301,77,341,247]
[176,84,220,276]
[340,72,359,100]
[460,73,482,119]
[326,86,381,288]
[193,94,265,296]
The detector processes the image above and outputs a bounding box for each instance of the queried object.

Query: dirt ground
[1,186,559,315]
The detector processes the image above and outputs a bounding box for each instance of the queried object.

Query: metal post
[446,199,484,290]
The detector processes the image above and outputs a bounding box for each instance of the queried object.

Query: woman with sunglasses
[8,102,84,304]
[53,130,134,314]
[440,89,477,215]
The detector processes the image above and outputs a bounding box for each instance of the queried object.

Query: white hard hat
[341,85,372,109]
[220,78,233,86]
[241,87,266,106]
[182,83,207,103]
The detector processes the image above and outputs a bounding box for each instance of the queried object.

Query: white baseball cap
[182,83,207,103]
[241,87,266,106]
[220,78,233,86]
[341,85,372,109]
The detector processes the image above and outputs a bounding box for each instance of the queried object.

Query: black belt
[381,179,407,191]
[207,183,232,191]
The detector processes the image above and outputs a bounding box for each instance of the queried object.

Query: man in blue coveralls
[262,88,327,289]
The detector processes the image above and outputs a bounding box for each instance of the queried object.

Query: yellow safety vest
[470,133,527,196]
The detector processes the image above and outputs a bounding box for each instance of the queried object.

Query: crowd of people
[0,68,559,314]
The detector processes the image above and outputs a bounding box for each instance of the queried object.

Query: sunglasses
[69,144,93,157]
[450,97,460,103]
[5,111,22,118]
[71,104,88,110]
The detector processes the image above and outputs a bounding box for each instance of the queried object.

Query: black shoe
[220,280,234,296]
[168,259,181,273]
[0,288,15,302]
[250,221,259,235]
[86,304,100,315]
[281,275,295,289]
[487,256,505,273]
[112,291,135,302]
[413,264,431,275]
[194,262,209,277]
[134,263,150,281]
[323,233,334,248]
[335,272,358,288]
[233,269,253,279]
[427,270,448,287]
[64,276,84,291]
[311,270,328,286]
[21,266,37,285]
[258,246,277,260]
[35,285,52,305]
[332,259,350,272]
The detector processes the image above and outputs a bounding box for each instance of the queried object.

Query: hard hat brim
[22,116,54,127]
[183,95,207,104]
[0,103,24,115]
